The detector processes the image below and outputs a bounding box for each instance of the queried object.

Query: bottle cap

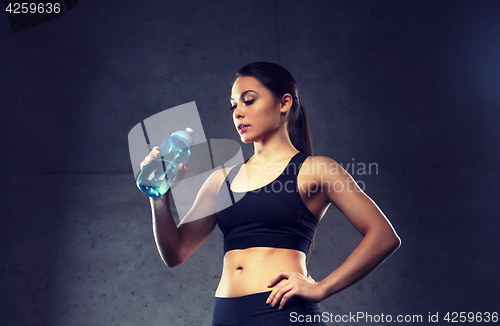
[171,127,194,146]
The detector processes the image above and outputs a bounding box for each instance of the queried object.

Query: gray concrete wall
[1,1,499,325]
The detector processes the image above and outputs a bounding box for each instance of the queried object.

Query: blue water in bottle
[136,127,193,198]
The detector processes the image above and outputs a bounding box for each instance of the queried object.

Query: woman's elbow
[162,253,185,268]
[387,231,401,252]
[165,260,180,268]
[371,226,401,254]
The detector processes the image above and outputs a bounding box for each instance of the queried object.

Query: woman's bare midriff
[215,247,308,298]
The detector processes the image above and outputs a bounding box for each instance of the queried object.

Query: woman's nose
[234,104,244,119]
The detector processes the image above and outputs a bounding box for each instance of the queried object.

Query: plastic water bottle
[136,127,194,198]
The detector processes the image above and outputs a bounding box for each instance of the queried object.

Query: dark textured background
[1,1,499,325]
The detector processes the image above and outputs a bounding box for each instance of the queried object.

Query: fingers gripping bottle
[136,127,194,198]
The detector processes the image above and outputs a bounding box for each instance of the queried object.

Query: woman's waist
[223,246,307,270]
[216,247,307,298]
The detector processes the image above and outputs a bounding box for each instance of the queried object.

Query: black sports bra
[215,152,318,255]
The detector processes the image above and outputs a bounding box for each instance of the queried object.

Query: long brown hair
[235,62,313,155]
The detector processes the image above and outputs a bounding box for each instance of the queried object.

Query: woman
[141,62,401,325]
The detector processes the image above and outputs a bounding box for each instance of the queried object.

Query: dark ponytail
[235,62,313,156]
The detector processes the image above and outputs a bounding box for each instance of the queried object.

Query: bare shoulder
[301,155,349,180]
[210,164,238,179]
[303,155,339,166]
[206,164,239,191]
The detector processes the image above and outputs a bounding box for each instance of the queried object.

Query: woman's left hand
[266,271,325,310]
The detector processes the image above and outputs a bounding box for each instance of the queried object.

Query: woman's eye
[230,100,254,110]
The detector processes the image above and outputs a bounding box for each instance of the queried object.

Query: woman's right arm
[142,147,222,268]
[150,171,219,267]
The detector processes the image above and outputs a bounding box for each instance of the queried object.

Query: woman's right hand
[139,146,188,191]
[140,146,161,171]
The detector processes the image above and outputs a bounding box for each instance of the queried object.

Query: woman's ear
[280,93,293,113]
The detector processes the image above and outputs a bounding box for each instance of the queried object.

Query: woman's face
[230,76,285,144]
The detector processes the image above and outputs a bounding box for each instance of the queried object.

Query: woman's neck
[250,128,298,164]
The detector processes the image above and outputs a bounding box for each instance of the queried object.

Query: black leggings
[212,291,328,325]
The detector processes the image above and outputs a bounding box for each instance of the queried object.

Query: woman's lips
[238,124,249,133]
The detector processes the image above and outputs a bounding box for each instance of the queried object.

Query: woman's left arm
[267,156,401,309]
